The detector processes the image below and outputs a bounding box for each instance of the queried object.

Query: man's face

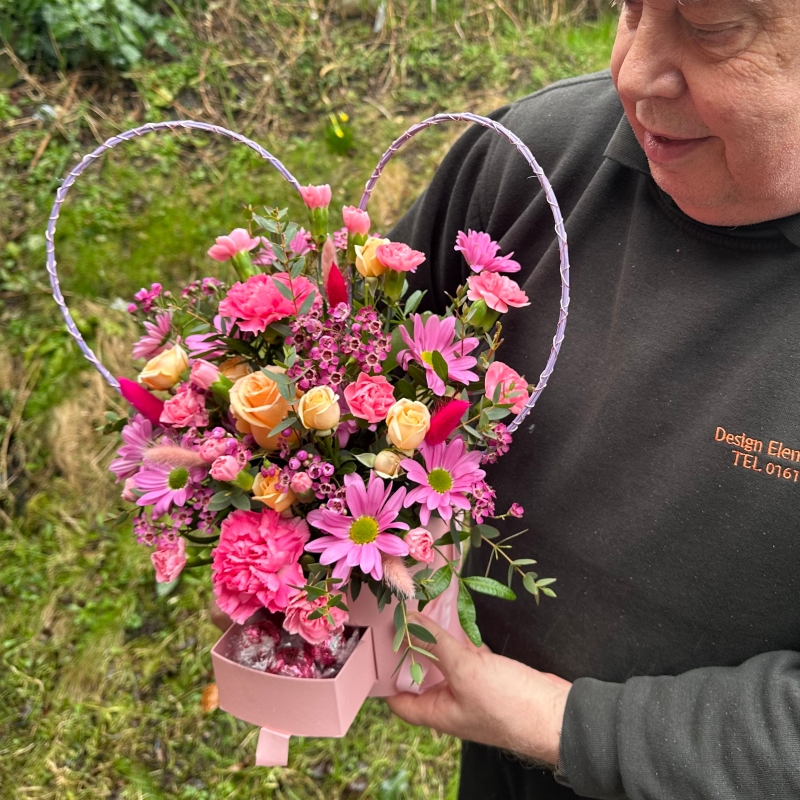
[611,0,800,225]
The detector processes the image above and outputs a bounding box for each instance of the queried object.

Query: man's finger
[407,612,470,680]
[386,682,454,729]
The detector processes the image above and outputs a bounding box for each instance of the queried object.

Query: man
[386,1,800,797]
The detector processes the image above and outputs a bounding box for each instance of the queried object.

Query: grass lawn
[0,5,616,797]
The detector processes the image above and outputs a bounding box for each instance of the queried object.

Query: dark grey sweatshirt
[390,71,800,799]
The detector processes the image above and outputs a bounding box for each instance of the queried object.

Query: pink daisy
[132,312,173,360]
[398,314,479,396]
[135,463,205,519]
[109,414,155,481]
[401,438,486,525]
[306,472,409,583]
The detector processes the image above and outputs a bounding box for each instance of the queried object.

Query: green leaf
[304,584,327,599]
[511,558,537,566]
[355,452,376,468]
[523,572,540,597]
[268,416,297,437]
[472,524,500,540]
[156,575,180,597]
[433,528,470,546]
[431,350,449,383]
[230,493,251,511]
[409,662,423,685]
[407,623,437,645]
[457,582,482,647]
[297,289,317,317]
[260,368,293,385]
[272,277,296,301]
[404,290,426,316]
[536,578,557,587]
[407,363,428,387]
[392,625,405,653]
[207,491,235,512]
[462,576,516,600]
[423,564,452,600]
[350,578,362,601]
[485,407,511,420]
[540,587,557,598]
[393,379,416,401]
[290,257,306,279]
[307,609,325,620]
[393,601,405,631]
[253,214,278,233]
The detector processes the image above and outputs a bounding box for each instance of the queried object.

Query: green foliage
[1,0,177,69]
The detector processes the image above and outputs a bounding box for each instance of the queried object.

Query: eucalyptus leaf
[297,289,317,317]
[268,416,297,437]
[393,625,405,653]
[230,493,251,511]
[523,572,540,597]
[407,623,437,645]
[404,290,425,315]
[409,662,423,685]
[272,277,296,301]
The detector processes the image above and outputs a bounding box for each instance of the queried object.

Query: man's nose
[615,14,686,102]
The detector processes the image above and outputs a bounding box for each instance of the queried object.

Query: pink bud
[210,454,241,482]
[406,528,434,563]
[299,184,332,209]
[290,471,313,494]
[199,437,231,463]
[190,359,220,390]
[342,205,370,235]
[122,477,137,502]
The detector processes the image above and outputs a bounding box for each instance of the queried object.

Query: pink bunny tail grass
[143,445,207,469]
[381,555,416,599]
[118,377,165,426]
[425,399,470,446]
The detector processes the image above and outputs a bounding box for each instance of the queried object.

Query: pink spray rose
[376,242,426,273]
[283,591,349,645]
[405,528,434,563]
[212,509,310,623]
[290,471,313,495]
[342,205,370,235]
[199,436,233,463]
[484,361,530,414]
[210,454,243,482]
[190,359,220,390]
[208,228,260,262]
[159,387,209,429]
[299,184,332,209]
[343,372,396,424]
[466,272,530,313]
[151,536,187,583]
[218,273,316,333]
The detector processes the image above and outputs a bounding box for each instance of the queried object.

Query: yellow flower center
[168,467,189,490]
[427,468,453,494]
[349,516,379,544]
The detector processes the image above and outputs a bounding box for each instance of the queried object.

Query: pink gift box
[211,522,466,766]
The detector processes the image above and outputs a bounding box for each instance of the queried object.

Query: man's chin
[648,167,744,227]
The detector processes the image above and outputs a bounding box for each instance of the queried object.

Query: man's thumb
[407,612,465,677]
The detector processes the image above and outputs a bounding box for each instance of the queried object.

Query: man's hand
[387,614,571,765]
[209,596,233,632]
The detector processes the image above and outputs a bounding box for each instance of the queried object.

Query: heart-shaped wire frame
[45,114,569,435]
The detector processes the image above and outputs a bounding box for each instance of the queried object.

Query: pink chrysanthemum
[132,312,173,360]
[401,438,486,525]
[306,472,409,583]
[212,509,310,623]
[467,272,530,313]
[398,314,479,396]
[109,414,155,480]
[135,463,205,519]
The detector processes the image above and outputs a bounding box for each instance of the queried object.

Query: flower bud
[374,449,404,479]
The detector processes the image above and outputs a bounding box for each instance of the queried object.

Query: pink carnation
[485,361,530,414]
[190,359,220,390]
[210,454,242,482]
[212,509,310,623]
[208,228,260,262]
[376,242,426,273]
[299,184,332,209]
[343,372,396,424]
[218,273,316,333]
[199,437,233,463]
[283,591,349,645]
[405,528,434,563]
[152,536,187,583]
[159,387,209,428]
[342,205,370,235]
[467,272,530,313]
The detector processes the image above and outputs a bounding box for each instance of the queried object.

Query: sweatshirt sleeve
[560,650,800,799]
[387,105,512,313]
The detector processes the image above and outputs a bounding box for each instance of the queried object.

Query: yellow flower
[354,237,391,278]
[219,356,253,381]
[138,344,188,391]
[386,399,430,451]
[252,471,296,512]
[229,367,294,450]
[297,386,341,431]
[374,449,404,479]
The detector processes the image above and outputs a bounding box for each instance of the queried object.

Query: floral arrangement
[107,186,555,684]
